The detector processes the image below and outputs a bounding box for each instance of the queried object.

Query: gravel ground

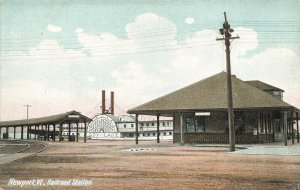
[0,140,299,190]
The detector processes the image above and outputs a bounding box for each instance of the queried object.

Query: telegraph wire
[0,31,299,53]
[0,21,298,43]
[1,40,299,62]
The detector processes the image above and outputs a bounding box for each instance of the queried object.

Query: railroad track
[0,140,47,165]
[0,141,6,149]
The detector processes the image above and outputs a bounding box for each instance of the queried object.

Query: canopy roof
[128,72,296,115]
[0,110,91,127]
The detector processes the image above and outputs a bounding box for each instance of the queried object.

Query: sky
[0,0,299,120]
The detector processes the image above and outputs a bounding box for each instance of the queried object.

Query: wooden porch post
[53,124,56,142]
[26,126,29,139]
[271,113,275,142]
[0,127,2,139]
[21,126,24,139]
[28,126,31,139]
[157,114,160,143]
[257,112,260,143]
[76,122,79,142]
[291,111,294,144]
[35,125,37,139]
[265,114,268,142]
[6,127,9,138]
[180,113,184,145]
[14,127,16,139]
[68,122,71,141]
[283,111,288,146]
[297,112,299,143]
[84,121,87,143]
[47,125,49,141]
[135,114,139,145]
[59,123,63,142]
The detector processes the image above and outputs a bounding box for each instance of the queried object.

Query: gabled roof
[128,72,295,115]
[0,110,91,127]
[245,80,284,92]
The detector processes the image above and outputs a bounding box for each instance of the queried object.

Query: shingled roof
[0,110,91,127]
[245,80,284,92]
[128,72,295,115]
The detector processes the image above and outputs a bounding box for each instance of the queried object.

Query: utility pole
[216,12,239,152]
[23,104,31,119]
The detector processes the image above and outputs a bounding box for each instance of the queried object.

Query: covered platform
[0,110,91,142]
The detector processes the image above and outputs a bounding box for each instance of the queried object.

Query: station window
[163,122,165,126]
[143,133,145,136]
[163,132,166,136]
[146,123,149,127]
[169,132,172,135]
[151,122,154,126]
[167,122,169,126]
[124,124,126,128]
[186,117,205,133]
[147,133,150,136]
[131,124,134,128]
[153,133,155,136]
[141,123,144,126]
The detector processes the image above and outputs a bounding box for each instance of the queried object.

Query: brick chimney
[111,91,114,115]
[102,90,105,114]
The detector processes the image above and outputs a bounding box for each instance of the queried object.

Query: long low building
[128,72,300,145]
[0,110,91,142]
[87,114,173,140]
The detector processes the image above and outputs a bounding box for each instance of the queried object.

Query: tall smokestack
[102,90,105,114]
[111,91,114,115]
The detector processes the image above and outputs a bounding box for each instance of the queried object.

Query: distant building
[87,114,173,140]
[128,72,300,145]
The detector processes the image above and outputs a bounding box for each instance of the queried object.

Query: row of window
[122,122,172,128]
[142,132,172,137]
[124,131,173,138]
[123,124,134,128]
[62,132,77,136]
[140,122,171,127]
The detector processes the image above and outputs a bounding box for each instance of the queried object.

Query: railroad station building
[128,72,300,145]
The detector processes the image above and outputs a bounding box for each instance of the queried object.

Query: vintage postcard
[0,0,299,189]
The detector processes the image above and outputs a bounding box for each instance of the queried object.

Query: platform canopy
[0,110,91,127]
[128,72,298,116]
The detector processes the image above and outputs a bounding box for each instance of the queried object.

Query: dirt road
[0,140,299,190]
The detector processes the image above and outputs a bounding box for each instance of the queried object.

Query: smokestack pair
[102,90,114,115]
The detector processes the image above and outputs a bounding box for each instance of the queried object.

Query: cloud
[232,48,300,108]
[87,76,96,83]
[233,27,258,56]
[185,17,195,24]
[75,28,84,33]
[47,24,62,32]
[2,12,299,120]
[125,13,178,50]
